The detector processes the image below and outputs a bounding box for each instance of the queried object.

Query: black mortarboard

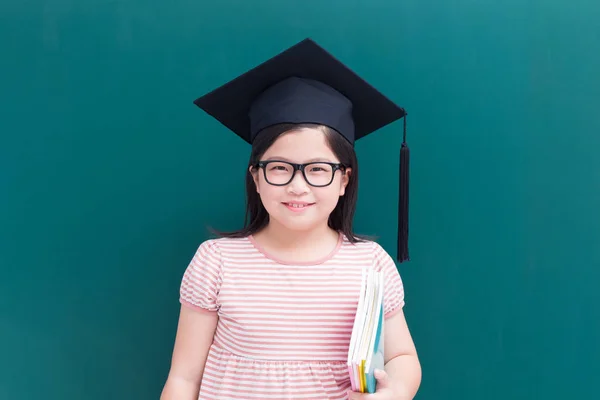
[193,38,411,262]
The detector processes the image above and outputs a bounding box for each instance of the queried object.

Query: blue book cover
[364,300,385,393]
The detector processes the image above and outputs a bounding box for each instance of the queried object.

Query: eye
[267,162,292,172]
[307,163,333,173]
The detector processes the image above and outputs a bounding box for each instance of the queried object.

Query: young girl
[161,39,421,400]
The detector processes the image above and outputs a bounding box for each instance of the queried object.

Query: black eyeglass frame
[255,160,346,187]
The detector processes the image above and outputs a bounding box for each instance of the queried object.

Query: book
[347,267,385,393]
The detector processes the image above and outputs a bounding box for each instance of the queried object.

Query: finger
[347,370,390,399]
[374,369,390,389]
[347,390,374,400]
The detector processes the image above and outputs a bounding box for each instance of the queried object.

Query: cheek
[314,187,344,207]
[256,180,282,203]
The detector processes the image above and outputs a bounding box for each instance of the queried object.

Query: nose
[287,170,310,195]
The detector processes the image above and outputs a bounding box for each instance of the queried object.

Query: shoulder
[193,236,252,255]
[341,237,399,273]
[190,238,221,262]
[340,236,393,260]
[189,236,261,268]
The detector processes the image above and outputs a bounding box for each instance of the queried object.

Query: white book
[347,267,385,393]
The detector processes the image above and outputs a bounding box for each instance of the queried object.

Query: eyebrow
[264,156,337,163]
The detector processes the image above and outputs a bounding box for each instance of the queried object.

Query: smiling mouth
[282,202,315,209]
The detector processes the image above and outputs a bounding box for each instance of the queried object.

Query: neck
[253,221,340,262]
[261,221,338,249]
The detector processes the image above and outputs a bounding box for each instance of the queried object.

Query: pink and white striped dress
[179,234,405,400]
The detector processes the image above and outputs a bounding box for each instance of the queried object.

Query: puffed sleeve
[372,242,405,318]
[179,239,223,313]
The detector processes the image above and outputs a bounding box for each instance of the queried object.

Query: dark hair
[217,123,366,243]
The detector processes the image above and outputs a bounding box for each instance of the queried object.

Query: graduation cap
[194,38,411,262]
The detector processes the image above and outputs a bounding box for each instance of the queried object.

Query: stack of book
[347,267,385,393]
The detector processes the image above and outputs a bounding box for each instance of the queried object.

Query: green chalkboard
[1,0,599,399]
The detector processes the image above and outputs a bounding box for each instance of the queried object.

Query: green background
[1,0,599,399]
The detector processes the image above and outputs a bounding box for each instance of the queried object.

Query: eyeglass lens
[263,161,336,186]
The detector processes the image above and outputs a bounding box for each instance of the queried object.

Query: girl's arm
[160,305,218,400]
[383,309,422,398]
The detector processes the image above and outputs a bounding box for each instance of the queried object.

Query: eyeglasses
[255,160,346,187]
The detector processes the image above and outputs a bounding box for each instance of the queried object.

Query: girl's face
[251,127,351,233]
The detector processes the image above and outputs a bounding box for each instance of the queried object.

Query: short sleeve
[179,239,223,313]
[372,242,405,318]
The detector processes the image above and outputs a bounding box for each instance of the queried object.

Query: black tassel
[397,115,410,262]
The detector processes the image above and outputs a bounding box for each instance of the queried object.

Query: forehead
[262,128,339,162]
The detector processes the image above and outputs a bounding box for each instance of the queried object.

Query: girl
[161,38,421,400]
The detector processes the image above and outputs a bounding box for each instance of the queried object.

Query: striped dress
[179,234,405,400]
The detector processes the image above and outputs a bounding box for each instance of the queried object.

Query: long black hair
[218,123,365,243]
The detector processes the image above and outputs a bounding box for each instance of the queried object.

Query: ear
[339,168,351,196]
[249,165,260,193]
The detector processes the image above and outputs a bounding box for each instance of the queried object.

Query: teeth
[288,203,307,208]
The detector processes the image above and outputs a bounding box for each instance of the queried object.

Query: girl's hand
[347,369,412,400]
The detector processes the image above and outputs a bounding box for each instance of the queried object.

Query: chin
[268,214,325,233]
[263,203,336,232]
[279,219,321,232]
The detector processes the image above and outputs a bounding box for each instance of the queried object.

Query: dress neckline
[247,232,344,266]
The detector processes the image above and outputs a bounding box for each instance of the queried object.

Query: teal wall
[1,0,599,399]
